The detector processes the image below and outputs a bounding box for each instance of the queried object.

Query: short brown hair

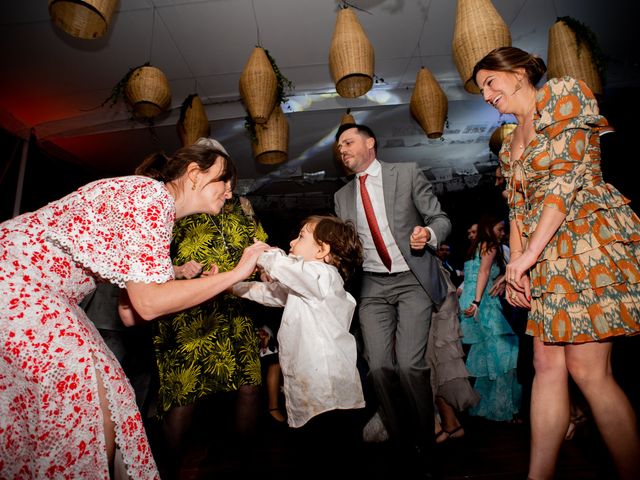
[304,215,363,283]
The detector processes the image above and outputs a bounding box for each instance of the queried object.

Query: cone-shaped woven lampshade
[410,67,448,139]
[489,123,517,156]
[452,0,511,94]
[329,6,375,98]
[49,0,118,39]
[252,105,289,165]
[547,20,602,95]
[177,94,210,147]
[240,47,278,125]
[124,66,171,120]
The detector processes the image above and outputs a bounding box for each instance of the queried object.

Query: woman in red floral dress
[0,142,269,479]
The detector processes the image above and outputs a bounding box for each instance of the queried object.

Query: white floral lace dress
[0,176,175,479]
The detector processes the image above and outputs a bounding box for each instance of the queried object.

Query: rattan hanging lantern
[410,67,448,139]
[452,0,511,94]
[489,123,517,156]
[177,94,210,147]
[547,19,602,95]
[252,105,289,165]
[124,65,171,120]
[48,0,119,39]
[328,6,375,98]
[240,47,278,125]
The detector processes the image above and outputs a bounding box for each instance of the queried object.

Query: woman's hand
[505,249,536,308]
[234,240,270,279]
[489,274,506,297]
[463,303,478,318]
[118,288,143,327]
[173,260,203,279]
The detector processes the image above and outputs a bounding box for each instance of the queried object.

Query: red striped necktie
[359,174,392,271]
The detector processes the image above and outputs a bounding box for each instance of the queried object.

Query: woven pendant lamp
[547,19,602,95]
[328,6,375,98]
[452,0,511,94]
[177,94,210,147]
[49,0,119,39]
[252,105,289,165]
[124,66,171,120]
[410,67,448,139]
[489,123,517,156]
[240,47,278,125]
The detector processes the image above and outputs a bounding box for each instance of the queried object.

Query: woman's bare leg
[565,341,640,480]
[96,370,116,471]
[528,339,570,480]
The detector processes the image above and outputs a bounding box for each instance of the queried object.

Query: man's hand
[410,226,430,250]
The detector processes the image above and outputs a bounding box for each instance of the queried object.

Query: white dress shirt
[232,249,365,428]
[357,159,437,273]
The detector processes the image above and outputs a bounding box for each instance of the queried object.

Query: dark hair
[304,215,363,284]
[335,123,378,154]
[135,144,237,188]
[466,215,504,267]
[472,46,547,88]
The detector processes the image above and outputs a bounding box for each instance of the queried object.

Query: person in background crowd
[153,137,269,479]
[334,123,451,477]
[0,142,268,479]
[459,215,521,422]
[474,45,640,479]
[429,243,480,443]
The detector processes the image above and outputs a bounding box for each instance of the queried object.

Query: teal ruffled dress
[459,252,521,421]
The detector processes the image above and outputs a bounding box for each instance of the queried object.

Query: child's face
[289,222,324,262]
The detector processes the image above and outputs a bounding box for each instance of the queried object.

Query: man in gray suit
[334,124,451,475]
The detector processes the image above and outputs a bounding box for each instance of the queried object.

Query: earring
[191,182,197,191]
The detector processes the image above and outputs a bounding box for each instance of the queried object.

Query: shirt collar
[357,158,381,179]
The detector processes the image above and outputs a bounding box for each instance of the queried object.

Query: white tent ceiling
[1,0,638,199]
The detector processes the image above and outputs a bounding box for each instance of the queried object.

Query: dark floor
[140,335,639,480]
[143,400,621,480]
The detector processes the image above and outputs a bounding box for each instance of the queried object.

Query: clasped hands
[505,250,535,309]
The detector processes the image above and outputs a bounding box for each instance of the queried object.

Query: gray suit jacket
[334,161,451,305]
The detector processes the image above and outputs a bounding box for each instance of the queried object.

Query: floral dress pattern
[460,251,521,421]
[0,176,174,479]
[500,77,640,343]
[152,197,268,415]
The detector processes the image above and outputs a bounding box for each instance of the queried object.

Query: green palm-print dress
[152,197,268,415]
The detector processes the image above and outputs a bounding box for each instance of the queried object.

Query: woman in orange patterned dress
[473,47,640,479]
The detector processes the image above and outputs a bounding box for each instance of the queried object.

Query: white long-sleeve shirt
[232,249,365,428]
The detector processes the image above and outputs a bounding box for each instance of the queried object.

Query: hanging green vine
[179,93,197,124]
[100,62,150,108]
[557,16,606,85]
[263,48,294,104]
[243,47,293,143]
[244,114,258,143]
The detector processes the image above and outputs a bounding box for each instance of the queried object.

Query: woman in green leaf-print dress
[153,195,268,474]
[473,47,640,480]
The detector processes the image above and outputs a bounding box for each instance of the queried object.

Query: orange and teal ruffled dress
[500,76,640,343]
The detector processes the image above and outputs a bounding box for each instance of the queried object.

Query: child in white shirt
[231,215,365,431]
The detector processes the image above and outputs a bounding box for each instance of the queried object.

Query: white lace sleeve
[44,176,176,288]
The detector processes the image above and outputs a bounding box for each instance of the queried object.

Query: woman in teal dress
[460,215,521,422]
[153,142,268,476]
[473,47,640,479]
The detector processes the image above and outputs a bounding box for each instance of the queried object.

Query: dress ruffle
[502,76,640,343]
